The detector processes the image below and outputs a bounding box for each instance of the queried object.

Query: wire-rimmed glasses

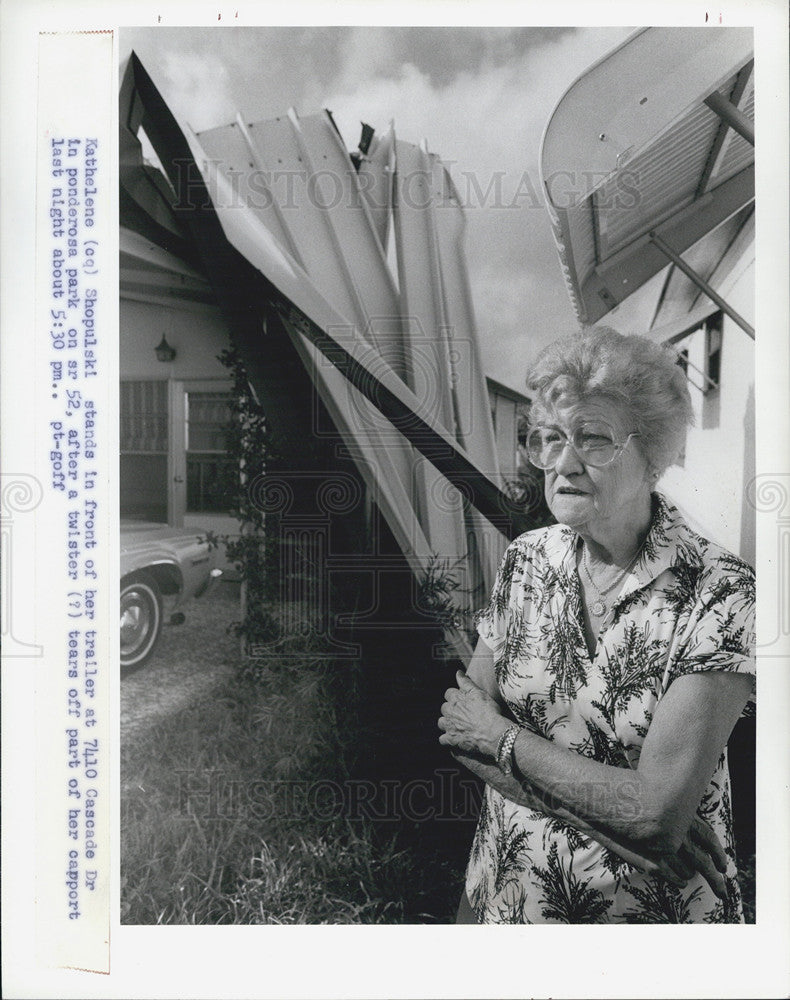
[526,421,640,470]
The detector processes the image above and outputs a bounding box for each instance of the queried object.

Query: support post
[648,231,755,340]
[704,90,755,146]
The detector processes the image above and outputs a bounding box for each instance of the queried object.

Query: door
[177,380,240,575]
[121,378,240,572]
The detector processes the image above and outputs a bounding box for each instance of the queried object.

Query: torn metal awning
[120,227,216,304]
[540,27,754,334]
[189,109,507,600]
[119,52,529,660]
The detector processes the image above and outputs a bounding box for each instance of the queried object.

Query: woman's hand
[661,816,729,899]
[603,814,729,899]
[438,670,511,758]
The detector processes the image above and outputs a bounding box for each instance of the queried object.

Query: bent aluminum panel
[123,53,522,531]
[292,111,408,379]
[429,157,505,596]
[358,124,395,256]
[392,138,468,572]
[196,118,306,269]
[186,125,508,618]
[430,157,500,483]
[189,123,464,554]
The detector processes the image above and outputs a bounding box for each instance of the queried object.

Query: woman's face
[538,394,653,537]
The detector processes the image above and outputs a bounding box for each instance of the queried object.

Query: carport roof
[540,27,754,334]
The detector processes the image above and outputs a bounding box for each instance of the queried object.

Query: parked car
[120,521,222,670]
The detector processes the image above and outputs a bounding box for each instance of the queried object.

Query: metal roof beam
[703,89,754,146]
[648,230,754,339]
[696,61,753,197]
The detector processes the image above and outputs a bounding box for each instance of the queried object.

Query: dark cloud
[335,26,577,87]
[121,26,578,107]
[121,27,333,122]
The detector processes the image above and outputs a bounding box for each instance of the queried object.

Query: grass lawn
[121,654,466,924]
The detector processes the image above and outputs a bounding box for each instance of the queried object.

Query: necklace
[581,545,641,619]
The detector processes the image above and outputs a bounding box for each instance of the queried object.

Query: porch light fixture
[155,334,176,362]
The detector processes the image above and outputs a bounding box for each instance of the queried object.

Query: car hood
[121,520,207,541]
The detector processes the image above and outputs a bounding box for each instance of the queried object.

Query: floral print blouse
[467,493,755,924]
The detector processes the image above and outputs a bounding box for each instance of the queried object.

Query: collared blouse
[468,493,755,923]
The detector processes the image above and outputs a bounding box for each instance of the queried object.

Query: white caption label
[35,31,112,974]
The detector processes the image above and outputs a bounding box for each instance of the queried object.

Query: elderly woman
[439,326,755,924]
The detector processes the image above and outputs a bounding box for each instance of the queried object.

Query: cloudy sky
[120,26,635,393]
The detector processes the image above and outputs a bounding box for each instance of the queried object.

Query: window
[120,380,168,452]
[673,311,722,396]
[120,380,168,522]
[186,391,238,513]
[705,313,723,390]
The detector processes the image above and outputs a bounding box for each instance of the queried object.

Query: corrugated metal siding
[599,101,722,254]
[199,112,410,371]
[391,139,468,567]
[430,158,501,483]
[582,72,754,263]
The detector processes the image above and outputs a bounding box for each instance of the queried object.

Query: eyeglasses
[526,421,640,470]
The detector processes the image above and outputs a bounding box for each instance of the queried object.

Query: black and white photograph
[2,3,789,998]
[118,23,757,926]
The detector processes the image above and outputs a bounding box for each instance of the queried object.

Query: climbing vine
[216,347,281,652]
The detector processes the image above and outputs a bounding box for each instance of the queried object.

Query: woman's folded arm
[442,636,752,895]
[497,669,752,854]
[451,745,728,895]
